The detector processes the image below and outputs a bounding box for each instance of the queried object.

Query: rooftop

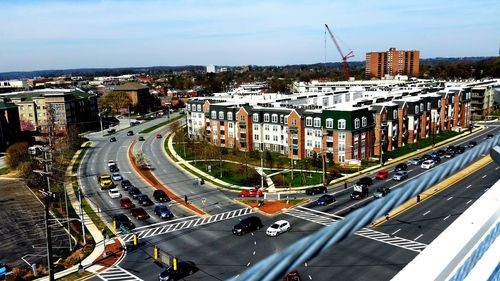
[114,82,149,91]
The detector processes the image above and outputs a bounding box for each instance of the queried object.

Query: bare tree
[101,92,132,114]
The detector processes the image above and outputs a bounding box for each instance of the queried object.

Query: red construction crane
[325,24,354,80]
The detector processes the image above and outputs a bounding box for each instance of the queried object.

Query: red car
[131,207,150,220]
[156,134,162,138]
[240,188,263,198]
[120,197,135,209]
[375,169,389,180]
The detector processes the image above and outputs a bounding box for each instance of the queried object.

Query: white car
[108,188,122,199]
[421,160,435,169]
[266,220,291,236]
[107,160,115,167]
[112,173,122,181]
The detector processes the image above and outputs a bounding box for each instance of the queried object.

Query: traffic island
[94,238,124,270]
[236,198,308,215]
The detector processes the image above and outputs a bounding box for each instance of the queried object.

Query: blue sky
[0,0,499,72]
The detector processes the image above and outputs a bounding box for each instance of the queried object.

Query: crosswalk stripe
[119,208,254,241]
[284,207,427,253]
[97,265,142,281]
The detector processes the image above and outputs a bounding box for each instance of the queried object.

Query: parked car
[421,160,435,169]
[159,261,197,281]
[109,137,117,142]
[153,189,171,202]
[266,220,291,236]
[239,188,263,197]
[112,214,135,230]
[316,194,336,206]
[137,194,154,206]
[356,177,373,186]
[130,207,150,220]
[468,141,477,148]
[437,149,446,156]
[121,179,132,190]
[156,134,162,139]
[111,172,122,181]
[305,186,327,195]
[154,205,174,219]
[408,157,424,166]
[107,128,116,134]
[108,188,122,199]
[394,163,408,172]
[392,171,408,181]
[138,136,145,141]
[373,187,390,198]
[375,169,389,180]
[128,186,142,199]
[232,216,263,235]
[119,197,135,209]
[486,134,494,139]
[126,130,134,136]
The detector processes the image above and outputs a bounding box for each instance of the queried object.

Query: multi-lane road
[81,120,499,281]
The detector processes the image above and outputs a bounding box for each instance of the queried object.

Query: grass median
[140,115,183,134]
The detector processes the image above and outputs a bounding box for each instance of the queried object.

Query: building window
[273,135,278,142]
[362,116,367,127]
[211,111,217,119]
[264,114,270,122]
[272,114,278,123]
[306,117,312,126]
[273,125,278,132]
[315,130,321,137]
[265,124,269,131]
[219,111,224,120]
[186,104,191,111]
[438,100,442,108]
[338,119,346,130]
[338,132,345,141]
[240,115,245,121]
[291,119,297,126]
[306,129,312,136]
[314,118,321,127]
[314,141,320,148]
[253,124,258,131]
[254,134,259,140]
[339,143,345,152]
[227,112,233,121]
[393,110,397,120]
[265,135,270,141]
[229,122,233,129]
[354,118,360,129]
[427,102,431,111]
[197,105,201,111]
[326,118,333,128]
[253,113,259,122]
[307,140,312,147]
[415,105,419,114]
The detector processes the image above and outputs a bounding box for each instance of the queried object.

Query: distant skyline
[0,0,499,72]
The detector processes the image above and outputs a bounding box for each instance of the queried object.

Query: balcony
[326,136,333,142]
[289,126,298,133]
[239,122,247,128]
[240,128,246,133]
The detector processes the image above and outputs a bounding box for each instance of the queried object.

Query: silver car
[392,171,408,181]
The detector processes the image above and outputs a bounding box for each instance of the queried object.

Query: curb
[370,155,493,227]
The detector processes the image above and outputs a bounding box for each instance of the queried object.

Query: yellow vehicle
[98,175,114,189]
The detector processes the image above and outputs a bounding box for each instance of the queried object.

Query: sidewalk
[36,145,125,280]
[165,126,486,194]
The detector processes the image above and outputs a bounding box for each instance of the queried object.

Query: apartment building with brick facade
[186,81,472,163]
[366,48,420,79]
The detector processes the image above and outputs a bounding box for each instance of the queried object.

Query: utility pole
[260,148,264,189]
[79,188,86,245]
[34,147,55,281]
[99,112,104,137]
[322,132,327,186]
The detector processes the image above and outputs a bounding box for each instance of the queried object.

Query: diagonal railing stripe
[231,135,500,281]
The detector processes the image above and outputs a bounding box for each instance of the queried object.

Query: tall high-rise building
[366,48,420,78]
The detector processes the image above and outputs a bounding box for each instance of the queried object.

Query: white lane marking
[304,262,308,267]
[247,262,251,267]
[443,215,451,221]
[254,241,257,245]
[407,169,414,172]
[251,233,254,236]
[466,200,473,205]
[447,196,453,201]
[496,167,499,170]
[466,185,471,189]
[423,210,431,216]
[482,175,487,179]
[391,229,401,236]
[309,275,313,280]
[253,251,255,255]
[414,234,423,241]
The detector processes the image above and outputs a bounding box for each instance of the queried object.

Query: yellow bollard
[173,257,177,271]
[113,219,116,232]
[153,246,158,260]
[133,233,138,246]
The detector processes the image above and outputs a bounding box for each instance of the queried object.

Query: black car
[137,194,154,206]
[316,194,335,206]
[153,189,171,202]
[109,164,119,173]
[233,216,263,235]
[446,145,456,153]
[356,177,373,187]
[422,154,433,161]
[128,186,142,199]
[112,214,135,230]
[444,151,455,158]
[486,134,494,139]
[121,180,132,190]
[126,130,134,136]
[305,186,327,195]
[437,149,446,156]
[455,146,466,154]
[394,163,408,172]
[468,141,477,148]
[107,129,116,134]
[159,261,197,281]
[138,136,145,141]
[109,137,117,142]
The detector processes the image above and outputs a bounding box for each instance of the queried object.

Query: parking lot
[0,178,70,268]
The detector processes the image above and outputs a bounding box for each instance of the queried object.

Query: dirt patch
[237,198,309,215]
